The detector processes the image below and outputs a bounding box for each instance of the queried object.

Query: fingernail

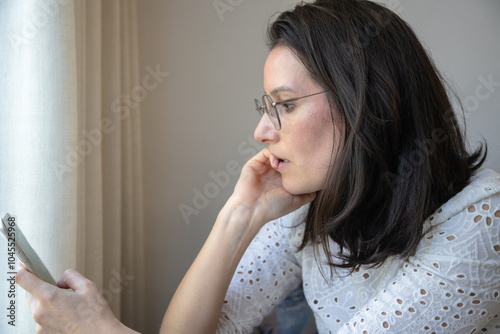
[15,262,23,271]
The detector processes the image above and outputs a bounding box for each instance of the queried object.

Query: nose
[254,114,279,144]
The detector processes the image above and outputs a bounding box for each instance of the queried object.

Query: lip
[269,152,291,171]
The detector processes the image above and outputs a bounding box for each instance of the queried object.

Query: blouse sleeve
[216,211,306,334]
[336,193,500,333]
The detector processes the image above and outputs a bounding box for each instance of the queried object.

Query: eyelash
[277,103,294,114]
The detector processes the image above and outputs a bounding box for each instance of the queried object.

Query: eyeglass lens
[262,95,280,130]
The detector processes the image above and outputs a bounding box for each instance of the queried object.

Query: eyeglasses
[254,91,328,130]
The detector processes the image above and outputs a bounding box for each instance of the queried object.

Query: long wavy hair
[267,0,486,273]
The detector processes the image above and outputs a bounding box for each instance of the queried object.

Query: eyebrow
[267,86,295,97]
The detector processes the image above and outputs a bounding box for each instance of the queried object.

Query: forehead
[263,46,317,95]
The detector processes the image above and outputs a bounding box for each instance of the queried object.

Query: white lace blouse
[217,169,500,333]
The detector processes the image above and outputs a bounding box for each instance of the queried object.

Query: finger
[16,264,53,300]
[243,149,275,176]
[56,278,70,289]
[36,324,45,334]
[56,274,72,289]
[25,290,37,310]
[15,261,27,271]
[57,269,93,293]
[248,148,271,165]
[260,147,270,160]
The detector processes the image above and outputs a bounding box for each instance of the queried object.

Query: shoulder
[426,168,500,228]
[413,168,500,282]
[422,168,500,240]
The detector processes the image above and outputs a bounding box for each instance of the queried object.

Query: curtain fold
[0,0,145,332]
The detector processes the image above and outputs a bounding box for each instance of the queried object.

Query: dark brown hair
[267,0,486,272]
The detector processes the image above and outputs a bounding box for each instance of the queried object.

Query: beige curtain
[0,0,145,333]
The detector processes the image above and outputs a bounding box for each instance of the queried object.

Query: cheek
[288,117,335,189]
[298,109,335,166]
[281,99,338,192]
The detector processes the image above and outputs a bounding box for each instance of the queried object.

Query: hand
[225,148,316,227]
[15,262,130,334]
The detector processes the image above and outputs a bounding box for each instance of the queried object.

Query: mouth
[269,153,291,171]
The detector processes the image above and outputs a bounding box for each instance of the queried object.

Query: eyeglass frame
[254,90,328,130]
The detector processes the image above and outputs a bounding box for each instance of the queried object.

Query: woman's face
[254,45,339,195]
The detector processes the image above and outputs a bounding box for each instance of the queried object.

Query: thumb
[57,269,93,293]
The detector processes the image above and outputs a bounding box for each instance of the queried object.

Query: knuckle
[82,279,97,292]
[64,268,76,275]
[32,308,45,325]
[41,289,58,304]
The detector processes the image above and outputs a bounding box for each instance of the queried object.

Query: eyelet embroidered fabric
[217,169,500,333]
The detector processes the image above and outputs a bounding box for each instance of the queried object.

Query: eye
[277,103,294,114]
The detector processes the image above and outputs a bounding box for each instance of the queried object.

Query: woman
[16,0,500,333]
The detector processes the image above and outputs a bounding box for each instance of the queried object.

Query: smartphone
[1,212,56,285]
